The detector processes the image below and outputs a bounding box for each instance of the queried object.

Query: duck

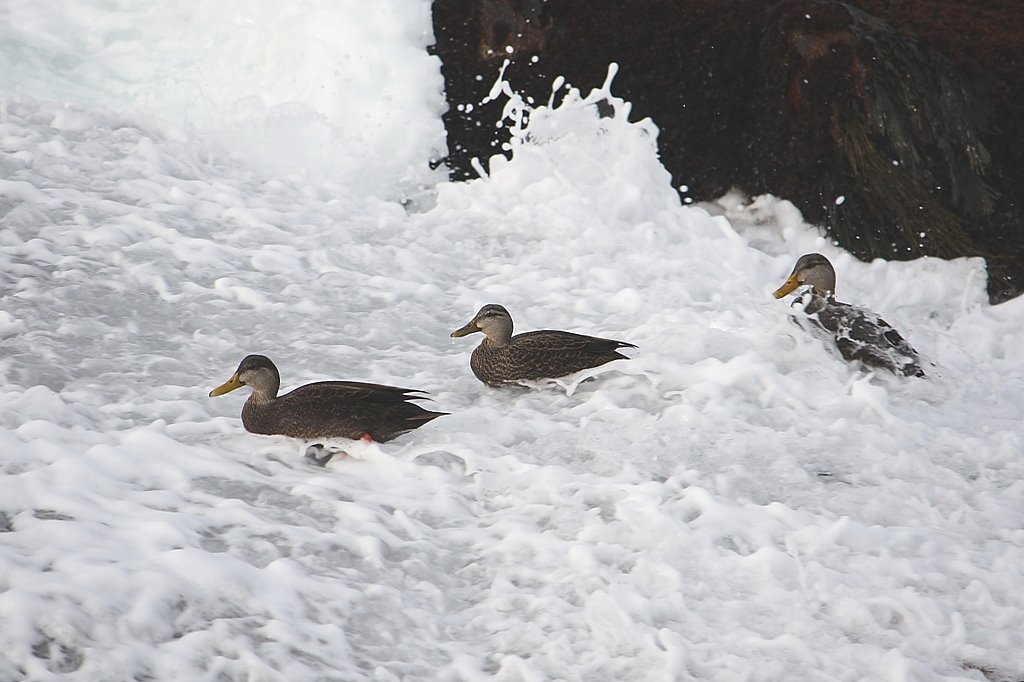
[450,304,637,386]
[209,354,447,450]
[773,253,924,377]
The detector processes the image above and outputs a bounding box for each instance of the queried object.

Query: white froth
[1,4,1023,681]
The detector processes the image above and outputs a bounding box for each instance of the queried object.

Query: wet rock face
[431,0,1024,303]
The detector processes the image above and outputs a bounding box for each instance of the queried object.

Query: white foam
[1,7,1022,682]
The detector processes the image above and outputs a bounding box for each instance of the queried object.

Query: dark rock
[431,0,1024,303]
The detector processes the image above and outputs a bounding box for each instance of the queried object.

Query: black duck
[209,354,447,442]
[450,304,636,386]
[773,253,924,377]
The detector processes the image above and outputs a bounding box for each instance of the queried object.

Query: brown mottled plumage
[209,355,446,441]
[773,253,924,377]
[450,304,636,387]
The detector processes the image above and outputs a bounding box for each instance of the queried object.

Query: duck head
[209,354,282,398]
[451,304,515,343]
[773,253,837,299]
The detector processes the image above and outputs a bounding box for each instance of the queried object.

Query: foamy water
[1,3,1022,681]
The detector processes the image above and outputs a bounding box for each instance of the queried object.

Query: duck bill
[450,321,480,338]
[209,373,243,397]
[773,275,800,299]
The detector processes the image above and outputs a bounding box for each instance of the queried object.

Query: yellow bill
[209,372,243,397]
[773,275,800,299]
[450,321,479,338]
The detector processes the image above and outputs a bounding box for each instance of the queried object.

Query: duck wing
[502,330,636,379]
[816,302,925,377]
[259,381,445,441]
